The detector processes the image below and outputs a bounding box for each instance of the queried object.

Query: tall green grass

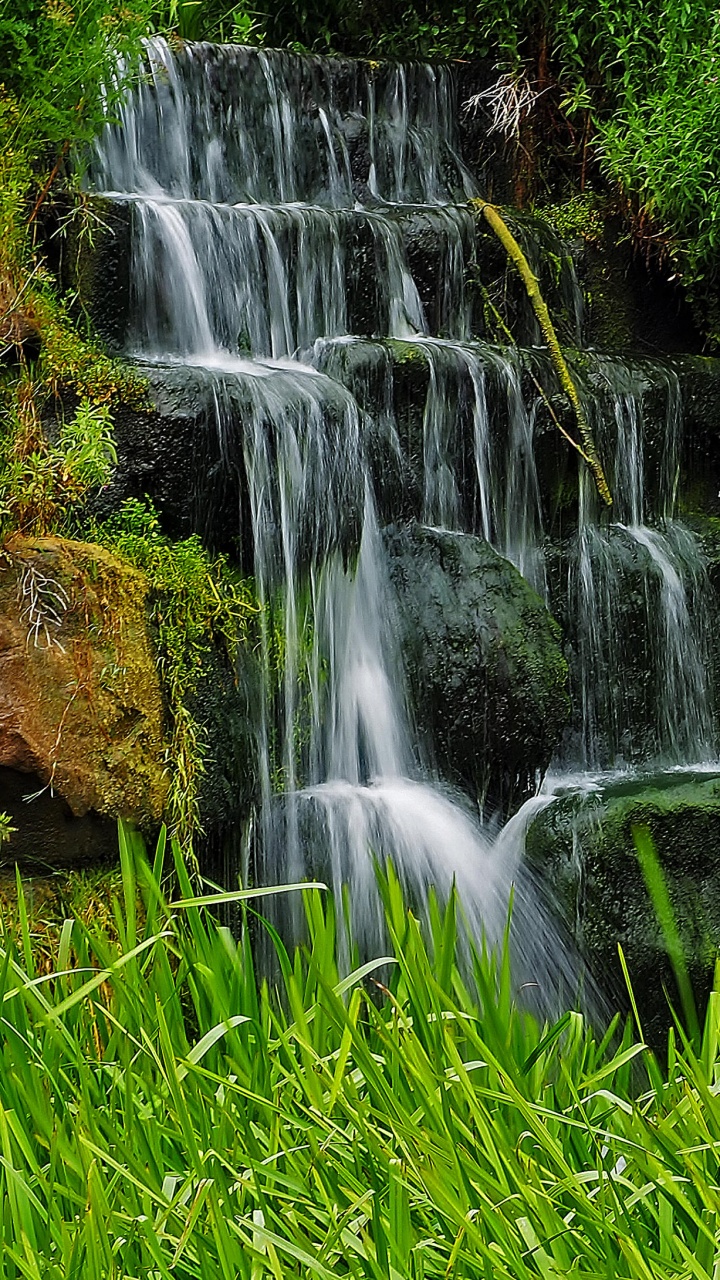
[1,823,719,1277]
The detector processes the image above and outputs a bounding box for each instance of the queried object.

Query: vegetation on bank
[0,822,715,1277]
[87,499,257,845]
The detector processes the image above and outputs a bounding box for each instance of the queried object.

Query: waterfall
[90,37,716,1001]
[572,357,714,768]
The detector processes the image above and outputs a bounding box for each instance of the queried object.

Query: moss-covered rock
[526,772,720,1038]
[0,536,169,857]
[384,521,570,813]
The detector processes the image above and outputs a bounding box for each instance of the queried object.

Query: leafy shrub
[0,0,151,313]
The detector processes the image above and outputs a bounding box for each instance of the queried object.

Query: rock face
[525,773,720,1041]
[384,522,570,812]
[0,537,169,848]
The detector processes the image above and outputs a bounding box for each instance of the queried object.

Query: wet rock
[92,363,235,552]
[190,641,258,868]
[55,196,133,351]
[384,522,570,813]
[0,536,169,857]
[675,356,720,518]
[0,767,119,870]
[526,772,720,1042]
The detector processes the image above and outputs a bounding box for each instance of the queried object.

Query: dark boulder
[525,771,720,1043]
[384,521,570,813]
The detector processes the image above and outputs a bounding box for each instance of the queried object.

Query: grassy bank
[0,823,717,1277]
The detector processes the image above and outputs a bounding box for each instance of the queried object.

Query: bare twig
[463,73,549,142]
[27,140,71,227]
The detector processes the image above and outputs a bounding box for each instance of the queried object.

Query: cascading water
[90,38,716,1001]
[571,357,714,768]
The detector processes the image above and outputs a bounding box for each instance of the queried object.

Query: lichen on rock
[0,534,169,829]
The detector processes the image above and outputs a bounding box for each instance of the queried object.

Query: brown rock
[0,535,169,825]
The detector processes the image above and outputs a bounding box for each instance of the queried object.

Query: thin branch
[480,284,593,465]
[27,140,71,227]
[473,198,612,506]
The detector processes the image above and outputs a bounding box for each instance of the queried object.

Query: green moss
[85,498,258,849]
[384,338,429,366]
[526,773,720,1037]
[0,533,169,824]
[540,193,605,244]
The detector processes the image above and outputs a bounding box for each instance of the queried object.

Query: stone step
[62,192,582,357]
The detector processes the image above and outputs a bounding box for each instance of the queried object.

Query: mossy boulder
[384,522,570,813]
[0,536,169,863]
[526,772,720,1040]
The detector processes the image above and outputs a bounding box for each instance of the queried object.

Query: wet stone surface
[384,521,570,814]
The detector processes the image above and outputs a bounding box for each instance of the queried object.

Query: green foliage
[31,290,148,404]
[244,0,483,58]
[148,0,264,41]
[0,0,152,202]
[0,0,150,544]
[0,0,151,298]
[541,192,605,244]
[0,392,116,534]
[0,308,145,539]
[633,822,701,1044]
[1,822,720,1275]
[0,811,15,846]
[88,499,257,845]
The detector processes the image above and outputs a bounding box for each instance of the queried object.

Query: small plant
[0,393,117,534]
[541,192,605,244]
[0,811,15,846]
[232,4,264,43]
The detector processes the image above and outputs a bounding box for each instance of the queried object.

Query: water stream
[91,38,717,1000]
